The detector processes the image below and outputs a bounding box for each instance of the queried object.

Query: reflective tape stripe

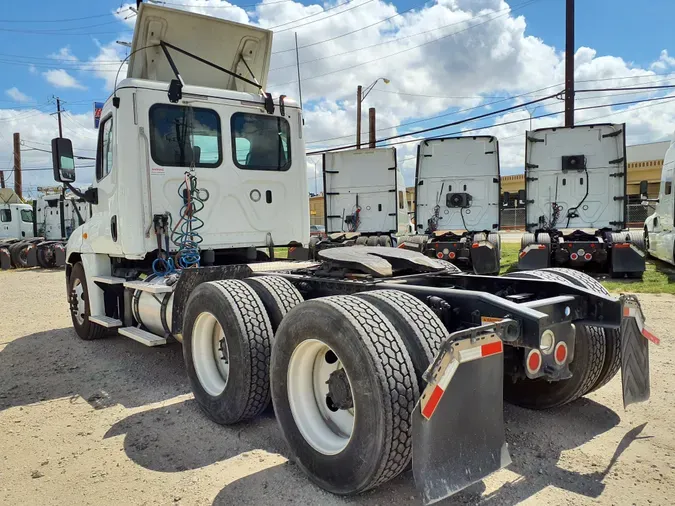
[642,326,660,345]
[421,385,444,420]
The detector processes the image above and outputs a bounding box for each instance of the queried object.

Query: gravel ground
[1,269,674,506]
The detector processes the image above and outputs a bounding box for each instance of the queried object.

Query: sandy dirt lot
[1,268,673,506]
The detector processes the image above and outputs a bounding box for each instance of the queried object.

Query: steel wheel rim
[192,312,229,397]
[287,339,355,455]
[72,279,85,326]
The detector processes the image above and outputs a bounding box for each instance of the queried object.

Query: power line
[0,10,129,23]
[152,0,294,8]
[268,0,543,87]
[306,93,675,155]
[272,0,377,33]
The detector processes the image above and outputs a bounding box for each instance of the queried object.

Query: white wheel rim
[72,279,85,325]
[287,339,355,455]
[192,312,230,397]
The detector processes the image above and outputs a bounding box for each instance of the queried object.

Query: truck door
[0,206,12,238]
[18,207,34,238]
[88,110,123,255]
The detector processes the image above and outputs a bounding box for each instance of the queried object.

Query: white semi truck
[49,3,657,504]
[0,189,68,269]
[518,124,646,277]
[643,133,675,265]
[309,147,411,254]
[399,136,502,275]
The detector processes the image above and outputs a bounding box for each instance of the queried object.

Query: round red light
[527,350,542,374]
[584,253,592,261]
[436,252,444,259]
[554,342,568,365]
[448,251,456,259]
[570,253,578,260]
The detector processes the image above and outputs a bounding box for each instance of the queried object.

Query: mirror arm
[64,182,98,205]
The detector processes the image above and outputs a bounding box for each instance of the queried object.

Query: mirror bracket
[65,183,98,205]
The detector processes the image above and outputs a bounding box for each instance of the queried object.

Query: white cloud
[5,87,33,103]
[42,69,87,90]
[86,40,127,91]
[651,50,675,71]
[48,47,79,63]
[28,65,37,75]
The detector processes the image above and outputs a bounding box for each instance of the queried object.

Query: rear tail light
[570,252,578,260]
[436,252,444,259]
[614,243,631,249]
[584,253,592,261]
[448,251,456,259]
[554,342,568,365]
[526,349,542,375]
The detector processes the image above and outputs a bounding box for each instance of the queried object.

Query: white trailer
[644,133,675,264]
[48,3,656,505]
[320,147,411,247]
[400,136,502,274]
[35,194,90,241]
[519,124,646,277]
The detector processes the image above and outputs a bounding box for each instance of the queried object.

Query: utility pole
[13,132,22,199]
[55,96,63,138]
[356,85,362,149]
[368,108,376,149]
[564,0,575,127]
[0,170,5,189]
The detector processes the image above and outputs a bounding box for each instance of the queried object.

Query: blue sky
[1,0,674,192]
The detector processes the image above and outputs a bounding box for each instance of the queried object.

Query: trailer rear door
[323,148,398,234]
[415,136,500,233]
[525,123,626,231]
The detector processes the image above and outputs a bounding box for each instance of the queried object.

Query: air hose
[171,171,209,269]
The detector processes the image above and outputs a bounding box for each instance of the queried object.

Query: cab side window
[96,116,113,181]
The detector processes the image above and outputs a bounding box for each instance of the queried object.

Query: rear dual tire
[183,276,303,425]
[271,295,420,494]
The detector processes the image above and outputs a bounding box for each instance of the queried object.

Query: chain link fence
[500,202,650,230]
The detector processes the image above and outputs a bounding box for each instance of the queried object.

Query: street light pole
[356,85,362,149]
[356,77,389,149]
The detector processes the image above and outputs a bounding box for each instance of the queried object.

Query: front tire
[271,295,418,494]
[67,262,107,340]
[182,280,273,425]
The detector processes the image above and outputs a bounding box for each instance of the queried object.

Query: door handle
[111,215,118,242]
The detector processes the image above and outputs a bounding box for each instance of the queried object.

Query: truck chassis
[67,246,654,505]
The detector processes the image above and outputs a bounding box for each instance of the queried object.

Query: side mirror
[518,189,526,204]
[502,191,511,207]
[51,138,76,183]
[639,180,649,198]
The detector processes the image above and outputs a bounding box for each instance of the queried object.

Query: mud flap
[25,244,38,267]
[287,246,310,261]
[517,244,549,270]
[470,241,499,275]
[620,296,658,408]
[413,323,512,505]
[0,248,11,270]
[53,244,66,268]
[611,244,646,275]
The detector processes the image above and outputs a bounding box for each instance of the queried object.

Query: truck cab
[519,123,645,276]
[322,147,411,245]
[52,4,308,273]
[0,192,34,241]
[644,133,675,264]
[408,136,502,274]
